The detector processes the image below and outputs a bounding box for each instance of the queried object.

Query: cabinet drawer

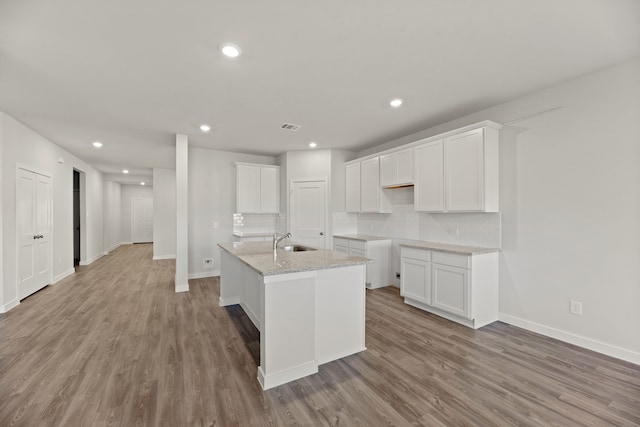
[334,237,349,247]
[401,247,430,262]
[432,251,470,269]
[349,240,366,251]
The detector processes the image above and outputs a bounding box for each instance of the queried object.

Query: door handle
[320,232,324,236]
[33,235,44,239]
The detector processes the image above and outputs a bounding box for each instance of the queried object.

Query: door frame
[15,163,54,301]
[287,177,329,249]
[131,197,154,243]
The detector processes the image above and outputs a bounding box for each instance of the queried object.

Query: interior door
[132,198,153,243]
[290,180,326,248]
[18,168,52,299]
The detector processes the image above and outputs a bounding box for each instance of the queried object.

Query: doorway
[131,198,153,243]
[288,179,328,248]
[73,170,80,266]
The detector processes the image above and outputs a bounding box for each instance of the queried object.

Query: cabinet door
[395,150,413,185]
[260,167,279,213]
[345,163,361,213]
[379,154,395,187]
[360,157,380,212]
[414,140,444,212]
[431,263,470,318]
[445,129,484,211]
[237,164,260,213]
[401,257,431,304]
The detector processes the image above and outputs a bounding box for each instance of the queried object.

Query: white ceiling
[1,0,639,183]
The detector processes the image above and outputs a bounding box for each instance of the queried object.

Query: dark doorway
[73,170,81,266]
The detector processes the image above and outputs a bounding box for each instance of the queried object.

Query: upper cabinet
[345,162,361,213]
[414,124,500,213]
[345,121,500,214]
[345,157,391,213]
[236,163,280,214]
[380,149,413,188]
[414,140,444,212]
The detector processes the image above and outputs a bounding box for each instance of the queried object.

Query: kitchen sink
[281,245,316,252]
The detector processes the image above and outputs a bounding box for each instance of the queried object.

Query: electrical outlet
[396,272,401,279]
[213,222,219,229]
[203,258,214,269]
[570,300,582,316]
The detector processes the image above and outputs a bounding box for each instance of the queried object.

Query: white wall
[152,168,176,259]
[0,114,4,310]
[103,180,122,252]
[355,58,640,363]
[188,147,276,278]
[1,113,105,312]
[120,184,154,243]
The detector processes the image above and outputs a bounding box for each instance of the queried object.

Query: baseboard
[188,270,220,279]
[153,254,176,260]
[52,268,75,284]
[1,299,19,313]
[258,360,318,390]
[219,296,240,307]
[79,252,104,266]
[499,313,640,366]
[175,284,189,293]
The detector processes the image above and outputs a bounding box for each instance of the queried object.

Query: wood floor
[1,244,639,426]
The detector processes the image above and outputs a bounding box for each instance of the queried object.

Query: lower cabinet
[400,246,498,329]
[400,247,431,304]
[334,237,391,289]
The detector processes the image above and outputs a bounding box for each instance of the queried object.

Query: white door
[132,198,153,243]
[289,180,326,248]
[18,168,52,299]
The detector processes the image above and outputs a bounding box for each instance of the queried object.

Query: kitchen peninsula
[218,241,370,390]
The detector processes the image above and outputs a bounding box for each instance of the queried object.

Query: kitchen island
[218,241,369,390]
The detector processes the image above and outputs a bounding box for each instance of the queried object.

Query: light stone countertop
[219,241,371,276]
[399,240,499,255]
[232,232,274,238]
[333,234,392,242]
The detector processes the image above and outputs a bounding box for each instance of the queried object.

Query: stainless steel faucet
[273,232,292,251]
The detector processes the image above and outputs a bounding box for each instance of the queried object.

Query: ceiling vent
[280,123,302,131]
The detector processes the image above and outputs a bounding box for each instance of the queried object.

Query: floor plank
[0,243,638,426]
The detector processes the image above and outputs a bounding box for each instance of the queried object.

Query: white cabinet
[334,236,392,289]
[400,245,498,329]
[414,140,444,212]
[380,149,413,187]
[345,158,391,213]
[400,247,431,304]
[444,127,499,212]
[413,125,499,213]
[345,162,361,213]
[236,163,280,214]
[360,157,381,212]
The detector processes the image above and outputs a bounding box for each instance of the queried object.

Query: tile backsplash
[352,187,501,248]
[233,213,278,235]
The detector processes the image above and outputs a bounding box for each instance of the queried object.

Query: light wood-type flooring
[1,243,639,426]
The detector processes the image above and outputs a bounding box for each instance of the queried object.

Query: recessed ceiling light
[389,98,403,108]
[200,124,211,132]
[220,43,242,58]
[141,182,145,186]
[122,169,129,174]
[308,142,317,148]
[92,141,103,148]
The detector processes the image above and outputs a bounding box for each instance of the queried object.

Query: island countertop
[218,241,370,276]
